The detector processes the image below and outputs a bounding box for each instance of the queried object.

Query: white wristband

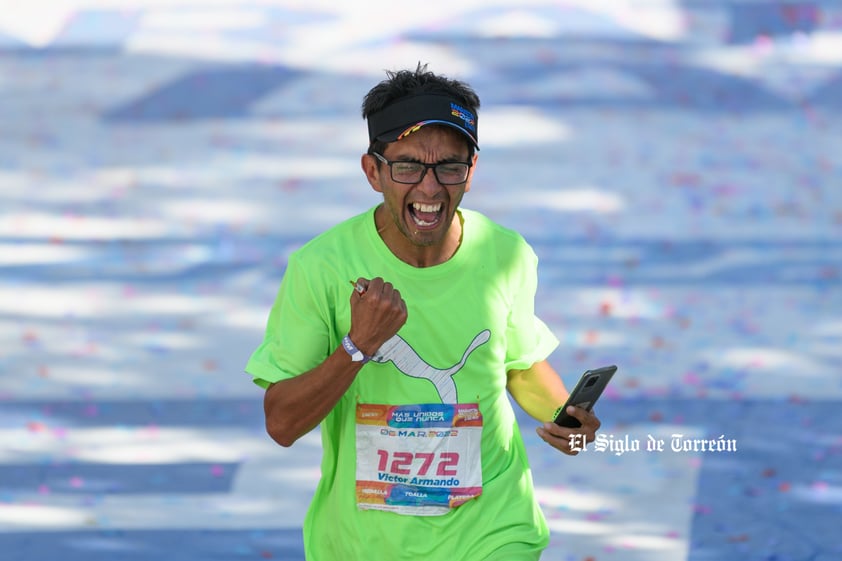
[342,334,370,364]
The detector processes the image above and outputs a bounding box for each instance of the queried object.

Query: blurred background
[0,1,840,560]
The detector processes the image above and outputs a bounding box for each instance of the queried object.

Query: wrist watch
[342,334,370,364]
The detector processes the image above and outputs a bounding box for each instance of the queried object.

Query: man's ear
[361,153,383,193]
[464,152,478,194]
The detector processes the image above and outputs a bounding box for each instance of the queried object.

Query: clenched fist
[348,277,408,356]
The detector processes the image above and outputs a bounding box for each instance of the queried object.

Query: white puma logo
[371,330,491,403]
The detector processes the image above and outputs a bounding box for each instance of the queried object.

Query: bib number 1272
[376,449,459,477]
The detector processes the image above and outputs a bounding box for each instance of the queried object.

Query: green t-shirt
[246,206,559,561]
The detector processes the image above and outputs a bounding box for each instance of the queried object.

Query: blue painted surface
[2,398,840,559]
[0,462,239,495]
[103,66,305,121]
[0,529,306,561]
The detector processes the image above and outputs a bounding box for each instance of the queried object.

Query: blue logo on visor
[450,103,476,132]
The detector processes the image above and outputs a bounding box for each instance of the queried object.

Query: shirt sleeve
[244,251,333,388]
[503,242,559,372]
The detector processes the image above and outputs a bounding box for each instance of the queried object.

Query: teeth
[412,202,442,213]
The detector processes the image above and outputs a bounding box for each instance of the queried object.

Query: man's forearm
[507,360,570,422]
[263,347,363,447]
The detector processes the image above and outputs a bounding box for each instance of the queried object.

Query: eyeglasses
[372,152,471,185]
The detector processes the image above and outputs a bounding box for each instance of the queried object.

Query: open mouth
[408,202,443,229]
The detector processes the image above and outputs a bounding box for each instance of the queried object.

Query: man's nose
[416,167,444,195]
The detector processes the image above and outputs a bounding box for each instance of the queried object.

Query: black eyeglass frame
[371,152,472,185]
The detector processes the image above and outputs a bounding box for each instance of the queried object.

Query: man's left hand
[536,407,602,456]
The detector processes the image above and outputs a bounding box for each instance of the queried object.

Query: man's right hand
[348,277,408,356]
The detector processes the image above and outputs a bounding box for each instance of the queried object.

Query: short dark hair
[362,63,480,158]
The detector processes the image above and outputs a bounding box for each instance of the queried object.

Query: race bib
[355,403,483,516]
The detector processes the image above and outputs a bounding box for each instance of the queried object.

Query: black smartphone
[553,365,617,428]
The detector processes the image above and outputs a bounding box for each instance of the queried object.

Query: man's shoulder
[462,208,529,248]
